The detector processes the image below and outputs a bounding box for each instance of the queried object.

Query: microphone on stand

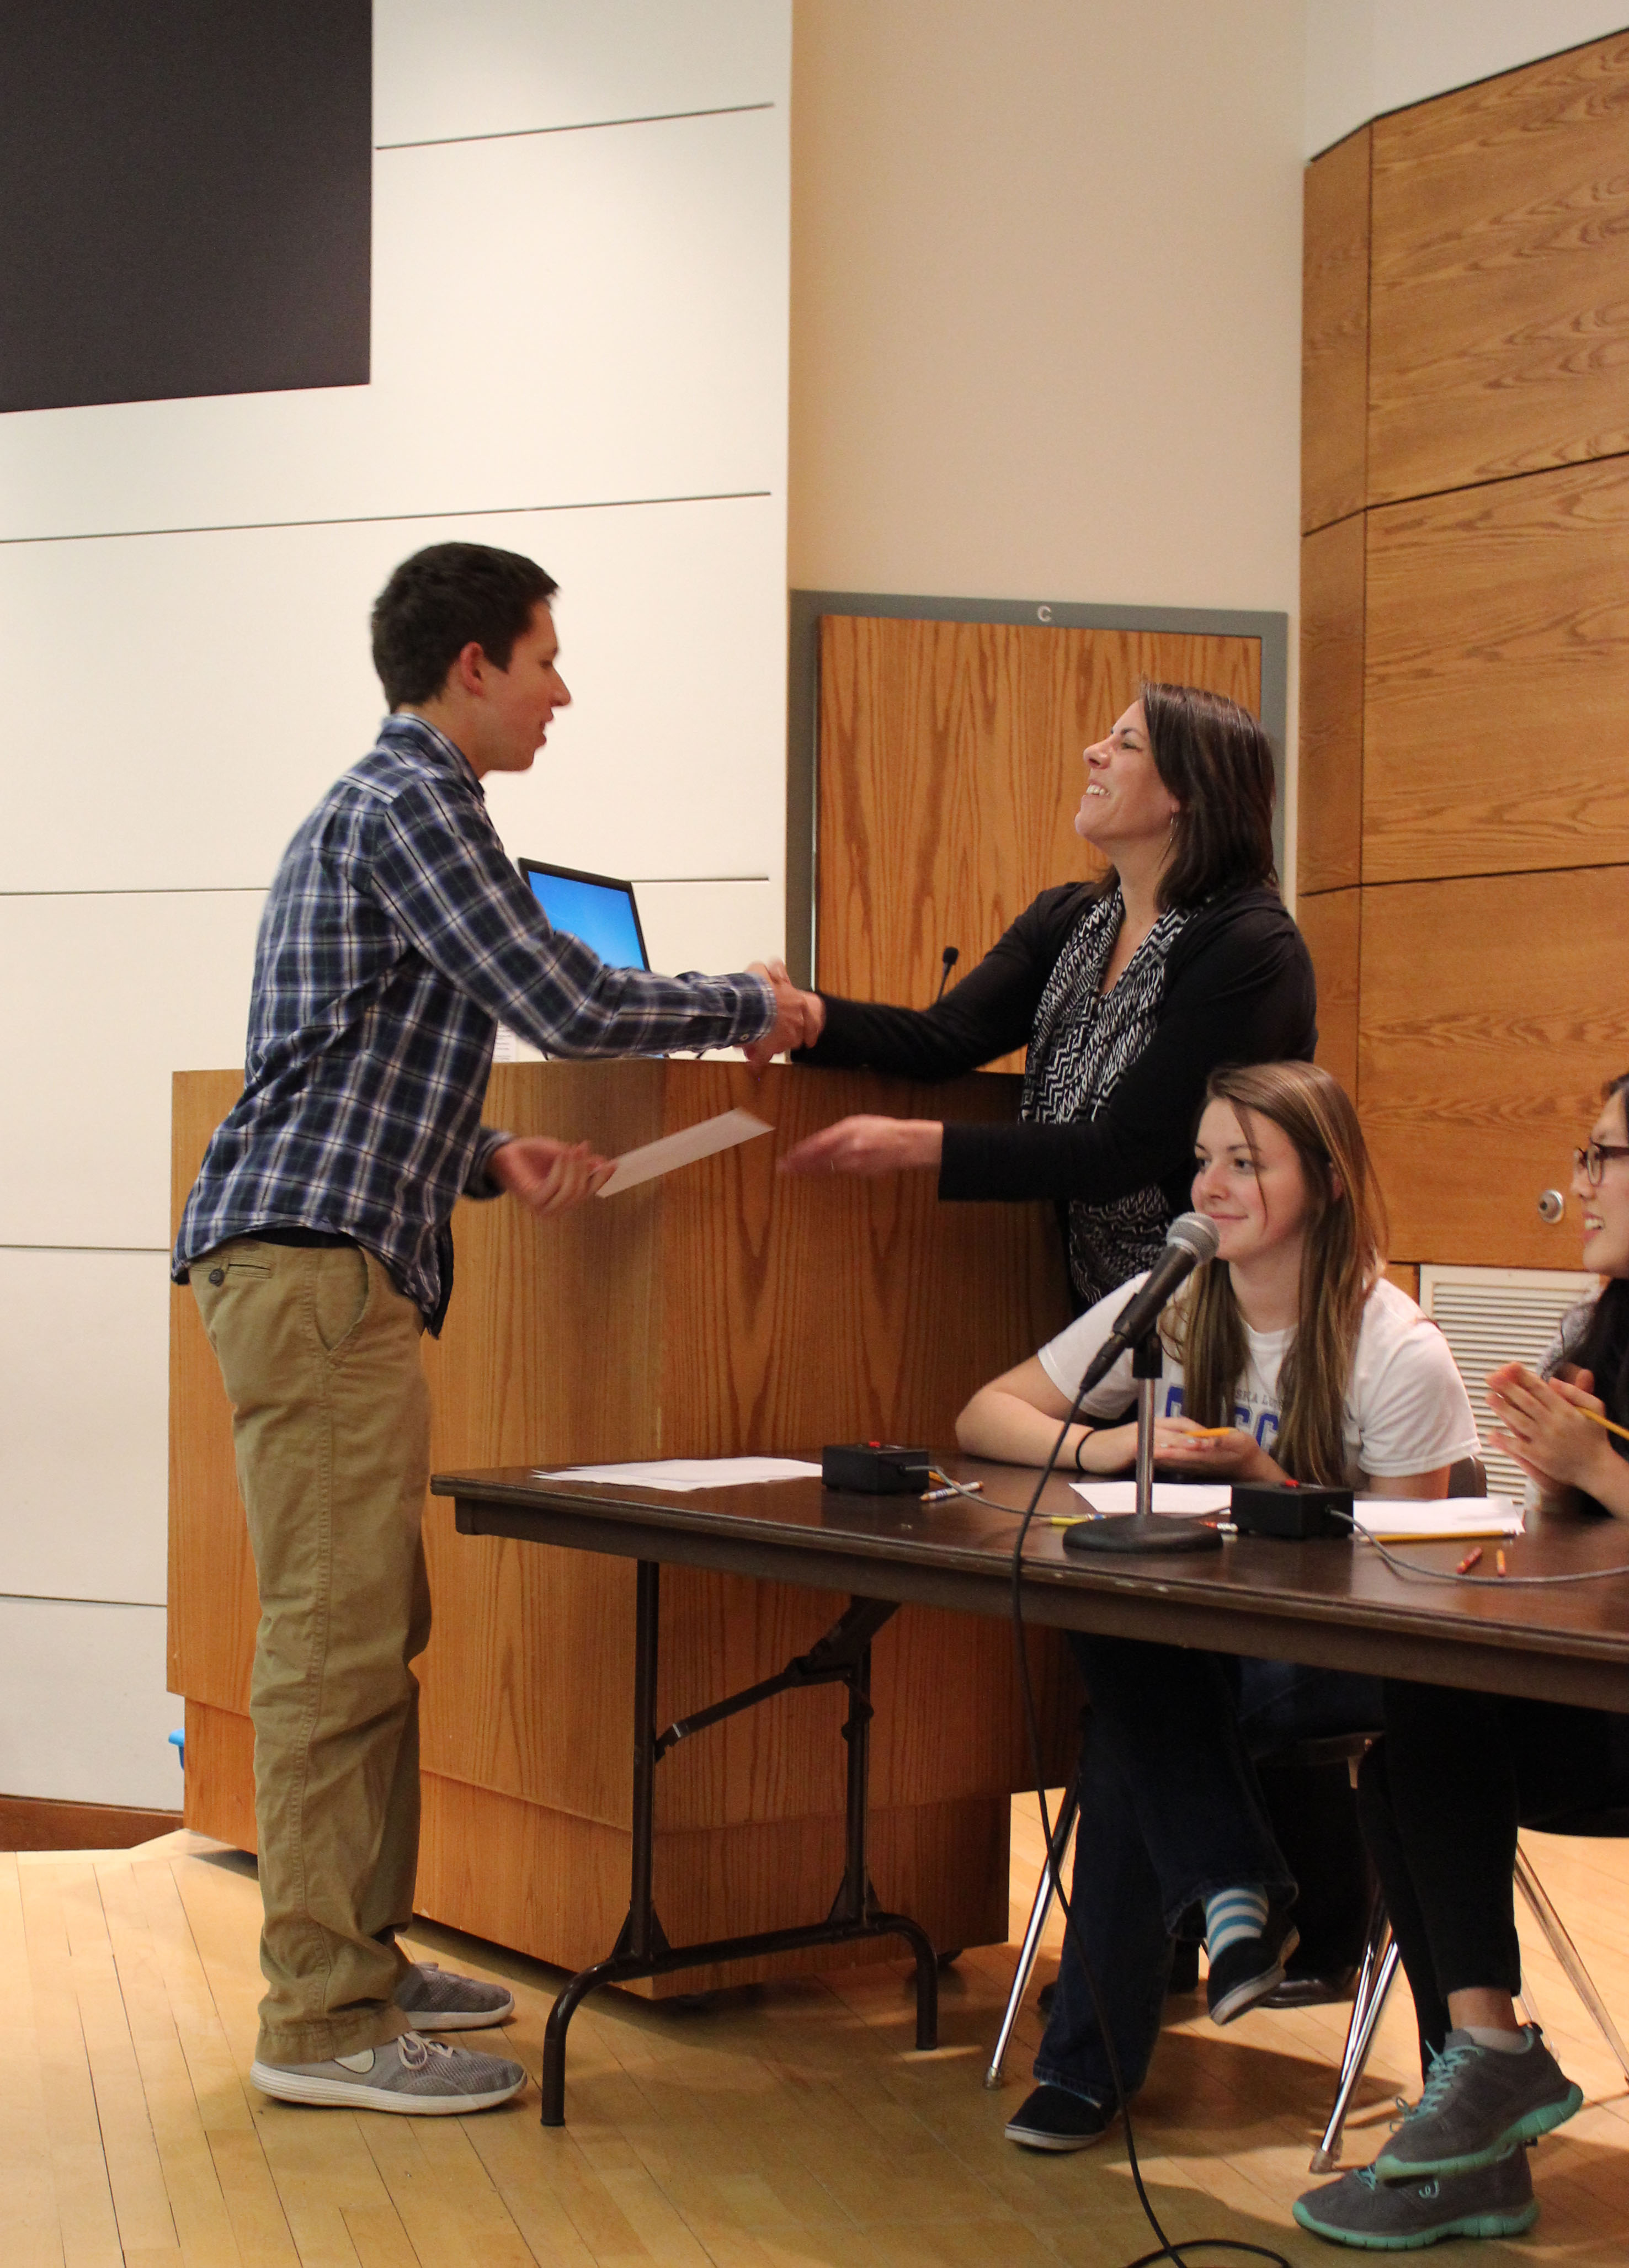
[934,946,960,1003]
[1100,1212,1220,1357]
[1061,1212,1225,1557]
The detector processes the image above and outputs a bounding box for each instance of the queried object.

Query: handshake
[744,959,827,1073]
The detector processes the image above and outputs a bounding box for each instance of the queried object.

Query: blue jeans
[1032,1634,1382,2105]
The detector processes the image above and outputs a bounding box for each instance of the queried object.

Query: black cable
[992,1392,1295,2268]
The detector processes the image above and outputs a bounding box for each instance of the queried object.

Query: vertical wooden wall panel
[1369,33,1629,506]
[1303,33,1629,1281]
[1359,866,1629,1267]
[1298,514,1366,894]
[1302,127,1371,534]
[816,617,1261,1034]
[1295,887,1359,1101]
[1363,457,1629,885]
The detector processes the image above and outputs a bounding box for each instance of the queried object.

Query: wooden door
[815,617,1263,1061]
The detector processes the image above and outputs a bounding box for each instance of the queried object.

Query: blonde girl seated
[959,1061,1479,2154]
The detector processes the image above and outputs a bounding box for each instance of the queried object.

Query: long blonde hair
[1167,1063,1387,1486]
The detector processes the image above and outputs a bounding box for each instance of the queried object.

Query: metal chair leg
[1515,1841,1629,2081]
[1310,1911,1401,2173]
[984,1780,1080,2088]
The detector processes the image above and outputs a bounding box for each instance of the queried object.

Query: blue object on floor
[169,1728,185,1771]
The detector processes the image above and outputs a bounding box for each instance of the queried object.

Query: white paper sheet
[536,1456,826,1492]
[595,1108,773,1196]
[1353,1495,1524,1541]
[1068,1481,1233,1516]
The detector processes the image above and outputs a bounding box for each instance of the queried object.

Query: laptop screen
[518,859,650,971]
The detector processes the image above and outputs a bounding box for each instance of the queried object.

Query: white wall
[787,0,1307,869]
[1306,1,1629,156]
[0,0,791,1809]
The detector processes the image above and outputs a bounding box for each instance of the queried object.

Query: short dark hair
[370,542,558,707]
[1140,681,1278,909]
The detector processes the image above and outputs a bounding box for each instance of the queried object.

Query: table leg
[539,1563,938,2127]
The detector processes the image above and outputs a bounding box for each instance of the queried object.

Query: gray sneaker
[395,1959,515,2030]
[1293,2147,1537,2248]
[1375,2027,1582,2180]
[251,2030,526,2113]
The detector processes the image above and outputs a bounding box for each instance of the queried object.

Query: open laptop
[518,858,651,971]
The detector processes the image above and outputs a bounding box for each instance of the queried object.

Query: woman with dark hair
[1293,1074,1629,2250]
[762,684,1316,1307]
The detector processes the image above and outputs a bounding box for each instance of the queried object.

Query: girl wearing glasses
[1294,1073,1629,2249]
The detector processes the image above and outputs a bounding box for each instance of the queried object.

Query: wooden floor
[6,1800,1628,2266]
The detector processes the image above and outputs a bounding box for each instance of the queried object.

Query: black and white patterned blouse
[1021,886,1192,1306]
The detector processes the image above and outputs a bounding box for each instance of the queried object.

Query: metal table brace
[539,1560,940,2123]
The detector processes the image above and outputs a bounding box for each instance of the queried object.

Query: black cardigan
[796,883,1317,1219]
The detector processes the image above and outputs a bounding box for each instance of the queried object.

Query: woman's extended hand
[1151,1418,1281,1483]
[489,1136,611,1216]
[1486,1361,1617,1495]
[779,1116,945,1176]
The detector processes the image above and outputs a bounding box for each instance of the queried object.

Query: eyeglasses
[1574,1142,1629,1186]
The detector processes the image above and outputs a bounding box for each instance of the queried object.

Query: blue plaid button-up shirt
[174,714,774,1325]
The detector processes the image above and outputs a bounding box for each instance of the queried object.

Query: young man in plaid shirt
[175,543,796,2112]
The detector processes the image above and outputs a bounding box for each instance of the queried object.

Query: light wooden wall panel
[1359,866,1629,1267]
[1296,887,1359,1100]
[1369,33,1629,507]
[1298,514,1366,894]
[816,617,1261,1037]
[1302,127,1370,534]
[1363,456,1629,885]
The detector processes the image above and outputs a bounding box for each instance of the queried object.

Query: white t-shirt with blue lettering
[1036,1275,1479,1483]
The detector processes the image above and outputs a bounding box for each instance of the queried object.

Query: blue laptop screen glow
[524,867,648,970]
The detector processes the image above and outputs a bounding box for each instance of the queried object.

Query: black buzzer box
[821,1444,933,1494]
[1229,1481,1353,1541]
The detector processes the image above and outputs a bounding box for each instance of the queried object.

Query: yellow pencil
[1577,1404,1629,1445]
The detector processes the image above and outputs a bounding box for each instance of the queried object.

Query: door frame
[785,588,1289,988]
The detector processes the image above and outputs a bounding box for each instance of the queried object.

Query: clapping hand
[1486,1361,1611,1493]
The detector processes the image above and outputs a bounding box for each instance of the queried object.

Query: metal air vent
[1418,1266,1601,1502]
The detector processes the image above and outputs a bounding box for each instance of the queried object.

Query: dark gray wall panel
[0,0,370,412]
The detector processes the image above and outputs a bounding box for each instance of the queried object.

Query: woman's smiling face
[1574,1088,1629,1280]
[1190,1099,1317,1269]
[1075,701,1180,854]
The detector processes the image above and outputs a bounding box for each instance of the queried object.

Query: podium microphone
[934,945,960,1003]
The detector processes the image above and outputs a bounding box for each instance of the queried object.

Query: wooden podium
[169,1059,1078,1989]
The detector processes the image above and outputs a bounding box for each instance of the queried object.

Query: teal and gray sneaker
[1374,2028,1582,2180]
[1293,2147,1538,2248]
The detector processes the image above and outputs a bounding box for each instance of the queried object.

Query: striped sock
[1204,1886,1269,1960]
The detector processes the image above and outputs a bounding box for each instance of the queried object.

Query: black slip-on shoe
[1004,2083,1117,2152]
[1206,1910,1301,2025]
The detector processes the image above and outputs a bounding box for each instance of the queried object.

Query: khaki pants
[192,1237,432,2064]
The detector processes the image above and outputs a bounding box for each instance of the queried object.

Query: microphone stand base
[1061,1513,1222,1556]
